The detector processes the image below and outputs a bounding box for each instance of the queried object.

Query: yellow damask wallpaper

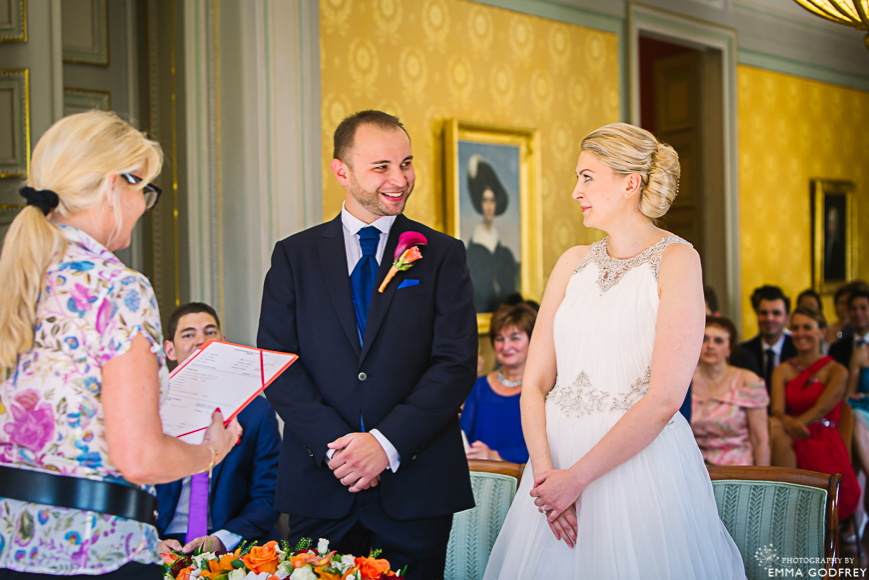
[738,66,869,335]
[319,0,620,288]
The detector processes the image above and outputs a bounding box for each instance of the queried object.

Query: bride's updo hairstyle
[580,122,680,220]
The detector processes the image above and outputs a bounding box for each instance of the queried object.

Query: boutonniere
[378,231,428,293]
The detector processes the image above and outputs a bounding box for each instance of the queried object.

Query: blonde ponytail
[0,205,66,375]
[0,110,162,377]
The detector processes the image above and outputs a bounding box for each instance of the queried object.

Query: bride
[484,123,745,579]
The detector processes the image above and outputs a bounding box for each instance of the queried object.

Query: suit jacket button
[358,372,367,381]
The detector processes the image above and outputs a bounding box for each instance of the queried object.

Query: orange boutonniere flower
[241,541,281,575]
[378,231,427,293]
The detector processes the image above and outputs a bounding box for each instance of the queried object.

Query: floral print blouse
[691,372,769,466]
[0,225,168,574]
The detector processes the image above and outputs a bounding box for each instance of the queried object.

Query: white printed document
[160,340,297,444]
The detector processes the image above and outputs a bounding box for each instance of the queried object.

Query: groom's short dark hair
[333,110,409,163]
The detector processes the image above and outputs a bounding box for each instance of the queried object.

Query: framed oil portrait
[812,179,856,294]
[444,120,541,333]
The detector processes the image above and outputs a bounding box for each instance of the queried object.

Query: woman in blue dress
[461,303,536,463]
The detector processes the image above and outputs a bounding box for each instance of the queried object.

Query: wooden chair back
[708,465,841,580]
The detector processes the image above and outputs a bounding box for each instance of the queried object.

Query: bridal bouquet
[163,538,403,580]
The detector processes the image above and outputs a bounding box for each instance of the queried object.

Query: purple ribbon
[185,472,209,544]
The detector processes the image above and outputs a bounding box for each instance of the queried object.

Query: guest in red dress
[770,306,860,519]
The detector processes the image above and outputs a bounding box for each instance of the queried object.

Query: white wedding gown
[484,236,746,579]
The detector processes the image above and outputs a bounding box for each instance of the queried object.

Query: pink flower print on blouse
[4,390,55,452]
[95,299,115,334]
[68,283,98,317]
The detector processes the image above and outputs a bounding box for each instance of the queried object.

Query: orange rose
[175,566,192,580]
[242,541,281,575]
[354,556,392,579]
[200,550,241,578]
[314,568,344,580]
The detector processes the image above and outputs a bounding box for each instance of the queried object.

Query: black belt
[0,465,157,525]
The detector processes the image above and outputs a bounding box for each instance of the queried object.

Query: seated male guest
[737,285,796,392]
[829,289,869,368]
[157,303,281,554]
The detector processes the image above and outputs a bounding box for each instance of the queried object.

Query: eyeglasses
[120,173,162,211]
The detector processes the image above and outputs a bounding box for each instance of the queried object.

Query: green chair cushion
[445,471,519,580]
[712,479,827,580]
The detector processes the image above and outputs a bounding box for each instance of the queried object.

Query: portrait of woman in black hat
[464,154,519,313]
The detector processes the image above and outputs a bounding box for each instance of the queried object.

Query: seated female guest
[846,342,869,476]
[770,307,860,519]
[692,316,770,466]
[461,303,535,463]
[848,343,869,399]
[0,111,240,578]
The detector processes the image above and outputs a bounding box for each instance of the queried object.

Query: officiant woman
[0,111,240,579]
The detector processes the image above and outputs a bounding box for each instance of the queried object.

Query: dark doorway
[639,34,728,314]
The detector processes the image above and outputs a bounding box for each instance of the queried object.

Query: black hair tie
[19,186,60,216]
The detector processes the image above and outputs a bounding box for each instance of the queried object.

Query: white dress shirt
[327,204,401,472]
[763,334,787,370]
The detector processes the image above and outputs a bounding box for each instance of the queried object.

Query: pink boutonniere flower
[378,231,427,293]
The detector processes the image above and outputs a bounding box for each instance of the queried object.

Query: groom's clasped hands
[530,467,585,549]
[327,432,390,492]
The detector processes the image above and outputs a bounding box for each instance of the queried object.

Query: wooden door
[653,51,704,260]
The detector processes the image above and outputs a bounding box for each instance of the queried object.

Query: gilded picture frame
[444,119,542,334]
[0,0,26,42]
[812,179,856,294]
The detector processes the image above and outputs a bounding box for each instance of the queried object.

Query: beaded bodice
[574,235,691,293]
[547,235,691,418]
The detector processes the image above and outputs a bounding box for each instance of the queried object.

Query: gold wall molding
[0,68,30,178]
[0,0,26,42]
[62,87,111,114]
[62,0,109,66]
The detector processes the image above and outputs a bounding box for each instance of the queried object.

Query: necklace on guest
[498,371,522,388]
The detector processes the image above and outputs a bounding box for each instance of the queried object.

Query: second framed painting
[444,120,541,334]
[811,179,857,295]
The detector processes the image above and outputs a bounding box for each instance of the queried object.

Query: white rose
[274,568,291,580]
[192,552,217,569]
[338,554,356,573]
[227,569,247,580]
[317,538,330,555]
[290,566,317,580]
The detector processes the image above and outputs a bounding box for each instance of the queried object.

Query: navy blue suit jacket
[257,214,477,521]
[156,396,281,542]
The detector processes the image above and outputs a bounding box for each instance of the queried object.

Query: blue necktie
[350,226,380,346]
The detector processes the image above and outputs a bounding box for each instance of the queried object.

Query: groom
[257,110,477,578]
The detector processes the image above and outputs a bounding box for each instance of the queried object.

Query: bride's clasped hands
[529,465,585,549]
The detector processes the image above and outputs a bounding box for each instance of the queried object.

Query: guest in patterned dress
[0,111,240,578]
[691,316,770,466]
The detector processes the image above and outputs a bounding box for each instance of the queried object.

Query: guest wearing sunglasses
[0,111,240,578]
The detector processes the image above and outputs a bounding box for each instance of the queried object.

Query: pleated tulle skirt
[484,407,747,579]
